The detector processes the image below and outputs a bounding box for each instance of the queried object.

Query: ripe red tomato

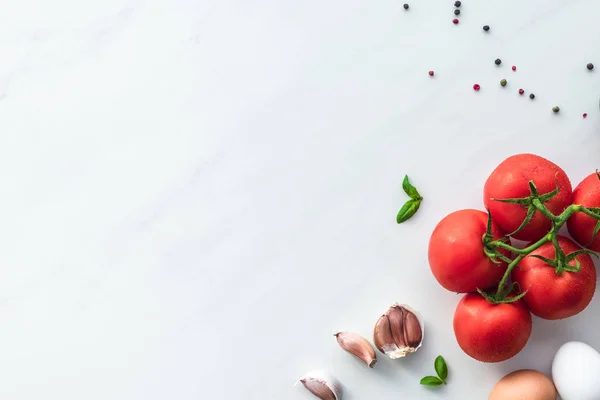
[567,172,600,251]
[483,154,572,241]
[512,236,596,320]
[428,209,508,293]
[453,293,532,362]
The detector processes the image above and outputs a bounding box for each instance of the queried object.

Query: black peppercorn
[587,63,594,70]
[495,58,501,66]
[454,1,461,7]
[454,9,460,15]
[529,93,535,100]
[483,25,490,32]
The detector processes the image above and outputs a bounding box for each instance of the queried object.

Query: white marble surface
[1,0,600,399]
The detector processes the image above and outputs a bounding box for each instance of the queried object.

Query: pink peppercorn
[512,66,517,71]
[473,84,480,91]
[428,70,434,76]
[583,113,588,118]
[453,18,459,24]
[518,89,524,95]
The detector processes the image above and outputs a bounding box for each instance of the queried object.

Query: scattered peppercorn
[500,79,507,87]
[454,1,461,7]
[518,89,525,95]
[587,63,594,70]
[453,18,459,24]
[495,58,501,66]
[428,70,434,76]
[583,113,588,118]
[552,106,560,113]
[529,93,535,99]
[403,3,409,9]
[454,9,460,15]
[512,66,517,71]
[473,84,481,91]
[483,25,490,32]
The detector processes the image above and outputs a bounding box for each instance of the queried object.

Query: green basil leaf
[420,376,444,386]
[402,175,422,200]
[396,198,421,224]
[434,355,448,381]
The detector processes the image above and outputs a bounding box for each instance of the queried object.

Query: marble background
[1,0,599,398]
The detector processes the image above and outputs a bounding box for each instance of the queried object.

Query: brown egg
[489,369,557,400]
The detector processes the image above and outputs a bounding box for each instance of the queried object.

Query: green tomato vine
[481,180,600,304]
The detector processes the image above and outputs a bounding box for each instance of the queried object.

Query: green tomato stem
[490,201,585,299]
[532,199,560,222]
[550,234,565,274]
[493,234,551,297]
[487,240,522,254]
[578,206,600,220]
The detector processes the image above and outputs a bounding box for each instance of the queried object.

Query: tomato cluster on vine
[428,153,600,363]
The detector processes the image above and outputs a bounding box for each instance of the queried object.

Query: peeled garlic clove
[296,371,342,400]
[334,332,377,368]
[373,303,424,359]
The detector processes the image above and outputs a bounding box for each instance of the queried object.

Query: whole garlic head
[373,303,424,359]
[296,371,342,400]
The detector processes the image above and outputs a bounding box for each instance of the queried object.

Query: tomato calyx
[482,211,512,264]
[491,181,561,236]
[477,284,528,305]
[580,207,600,245]
[530,245,597,275]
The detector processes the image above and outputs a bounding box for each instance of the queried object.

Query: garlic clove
[296,371,342,400]
[387,305,409,349]
[373,303,424,359]
[404,307,423,347]
[373,315,398,357]
[334,332,377,368]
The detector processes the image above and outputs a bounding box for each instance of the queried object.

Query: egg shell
[488,369,556,400]
[552,341,600,400]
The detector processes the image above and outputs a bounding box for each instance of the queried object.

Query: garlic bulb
[373,303,424,359]
[334,332,377,368]
[296,371,342,400]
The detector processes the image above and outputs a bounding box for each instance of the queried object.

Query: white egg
[552,341,600,400]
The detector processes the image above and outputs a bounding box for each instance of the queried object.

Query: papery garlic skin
[373,303,424,359]
[295,371,342,400]
[334,332,377,368]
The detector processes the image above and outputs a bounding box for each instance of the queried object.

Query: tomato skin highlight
[567,172,600,251]
[453,293,532,363]
[483,154,572,241]
[428,209,508,293]
[512,236,596,320]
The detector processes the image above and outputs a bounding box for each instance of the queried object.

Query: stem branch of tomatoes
[430,154,600,363]
[482,181,600,303]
